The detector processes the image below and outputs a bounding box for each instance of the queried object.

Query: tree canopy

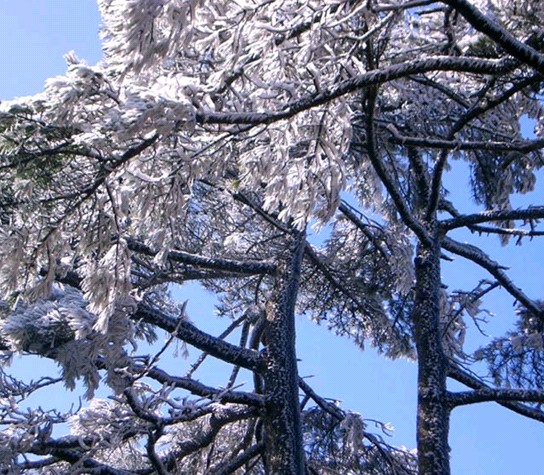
[0,1,543,474]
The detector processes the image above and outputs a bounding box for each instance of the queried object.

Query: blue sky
[1,2,543,473]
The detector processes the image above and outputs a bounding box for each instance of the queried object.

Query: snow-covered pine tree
[1,1,543,473]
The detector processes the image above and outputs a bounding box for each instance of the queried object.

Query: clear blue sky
[1,3,543,473]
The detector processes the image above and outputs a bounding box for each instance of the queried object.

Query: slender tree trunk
[412,228,451,475]
[261,232,306,475]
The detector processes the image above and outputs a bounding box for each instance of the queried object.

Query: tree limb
[144,366,264,407]
[449,388,544,407]
[385,125,544,153]
[358,83,433,246]
[196,56,514,126]
[442,207,544,230]
[447,364,544,423]
[127,237,276,276]
[135,304,264,373]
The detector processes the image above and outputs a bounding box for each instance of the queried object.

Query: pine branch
[375,0,436,11]
[360,84,433,246]
[34,448,135,475]
[386,126,544,153]
[145,366,264,407]
[162,407,258,470]
[451,225,544,240]
[37,271,265,373]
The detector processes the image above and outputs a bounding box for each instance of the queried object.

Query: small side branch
[299,378,344,422]
[441,237,543,318]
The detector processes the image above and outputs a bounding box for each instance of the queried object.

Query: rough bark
[412,228,451,475]
[261,232,306,475]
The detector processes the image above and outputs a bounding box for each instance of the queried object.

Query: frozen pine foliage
[0,0,544,473]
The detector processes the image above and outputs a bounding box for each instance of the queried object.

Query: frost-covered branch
[196,56,514,126]
[126,237,276,276]
[160,407,258,470]
[375,0,437,11]
[441,0,544,74]
[357,85,432,245]
[18,448,134,475]
[144,366,264,407]
[449,388,544,407]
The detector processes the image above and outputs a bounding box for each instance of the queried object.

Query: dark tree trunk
[261,232,306,475]
[412,228,451,475]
